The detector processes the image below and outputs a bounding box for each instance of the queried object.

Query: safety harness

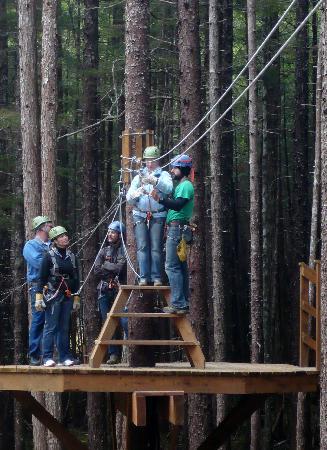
[43,248,77,302]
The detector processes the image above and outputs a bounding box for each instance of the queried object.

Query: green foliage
[0,108,20,130]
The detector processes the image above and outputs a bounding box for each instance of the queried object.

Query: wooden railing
[299,261,321,369]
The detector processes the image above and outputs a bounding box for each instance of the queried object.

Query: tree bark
[82,2,106,449]
[320,5,327,449]
[0,0,8,106]
[18,0,41,239]
[209,0,234,440]
[291,0,310,363]
[18,1,45,448]
[41,0,58,218]
[247,1,263,449]
[297,9,323,450]
[124,0,155,369]
[178,0,213,447]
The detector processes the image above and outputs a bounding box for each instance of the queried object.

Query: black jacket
[94,241,126,293]
[37,246,80,294]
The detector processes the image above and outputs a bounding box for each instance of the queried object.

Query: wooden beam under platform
[197,394,268,450]
[12,391,87,450]
[0,362,318,394]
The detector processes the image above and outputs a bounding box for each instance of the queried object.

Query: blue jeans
[133,215,165,281]
[98,291,128,357]
[29,286,45,359]
[43,293,73,362]
[165,226,190,309]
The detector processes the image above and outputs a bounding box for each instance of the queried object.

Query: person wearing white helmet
[36,226,80,367]
[94,221,127,364]
[23,215,53,365]
[126,146,173,286]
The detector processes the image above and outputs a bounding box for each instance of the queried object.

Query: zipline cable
[121,0,297,164]
[159,0,323,169]
[75,196,120,255]
[71,195,120,251]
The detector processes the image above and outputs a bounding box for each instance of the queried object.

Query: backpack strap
[48,249,60,277]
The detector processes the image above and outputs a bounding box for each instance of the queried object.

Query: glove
[177,238,188,262]
[129,187,144,200]
[142,174,158,186]
[73,295,81,311]
[35,293,44,312]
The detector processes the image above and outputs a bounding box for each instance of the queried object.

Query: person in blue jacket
[23,215,53,365]
[126,146,173,286]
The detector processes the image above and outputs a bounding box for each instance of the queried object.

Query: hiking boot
[30,357,41,366]
[106,354,120,365]
[162,306,189,315]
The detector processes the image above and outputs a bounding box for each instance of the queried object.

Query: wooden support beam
[12,391,87,450]
[168,394,184,425]
[197,394,268,450]
[132,392,146,426]
[89,289,129,367]
[96,339,198,346]
[300,263,317,284]
[301,302,317,318]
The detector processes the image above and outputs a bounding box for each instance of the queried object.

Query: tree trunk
[41,0,58,218]
[297,10,323,450]
[177,0,213,447]
[209,0,234,441]
[291,0,310,362]
[82,2,106,449]
[320,5,327,449]
[125,0,155,369]
[0,0,8,106]
[18,0,41,239]
[247,1,263,448]
[18,1,46,449]
[261,10,281,450]
[40,4,63,448]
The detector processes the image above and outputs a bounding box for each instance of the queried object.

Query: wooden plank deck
[0,362,318,394]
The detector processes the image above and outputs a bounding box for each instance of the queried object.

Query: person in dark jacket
[94,221,126,364]
[36,226,80,367]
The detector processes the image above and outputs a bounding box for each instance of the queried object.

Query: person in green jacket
[152,154,194,314]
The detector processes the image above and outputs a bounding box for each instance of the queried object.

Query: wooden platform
[0,362,318,394]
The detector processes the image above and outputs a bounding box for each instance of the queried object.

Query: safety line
[121,0,297,163]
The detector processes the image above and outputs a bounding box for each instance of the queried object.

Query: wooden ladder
[89,285,205,369]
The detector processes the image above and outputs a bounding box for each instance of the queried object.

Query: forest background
[0,0,324,449]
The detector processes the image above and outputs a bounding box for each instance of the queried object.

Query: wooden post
[315,261,321,370]
[122,130,132,184]
[299,263,310,367]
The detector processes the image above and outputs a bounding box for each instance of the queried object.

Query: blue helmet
[170,154,193,168]
[108,221,126,234]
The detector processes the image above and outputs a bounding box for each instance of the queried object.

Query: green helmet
[32,215,52,231]
[143,146,160,159]
[49,226,68,241]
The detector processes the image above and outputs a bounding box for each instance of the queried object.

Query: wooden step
[95,339,198,346]
[111,313,180,318]
[119,285,170,291]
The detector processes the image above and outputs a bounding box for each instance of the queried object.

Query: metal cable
[159,0,323,169]
[121,0,297,163]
